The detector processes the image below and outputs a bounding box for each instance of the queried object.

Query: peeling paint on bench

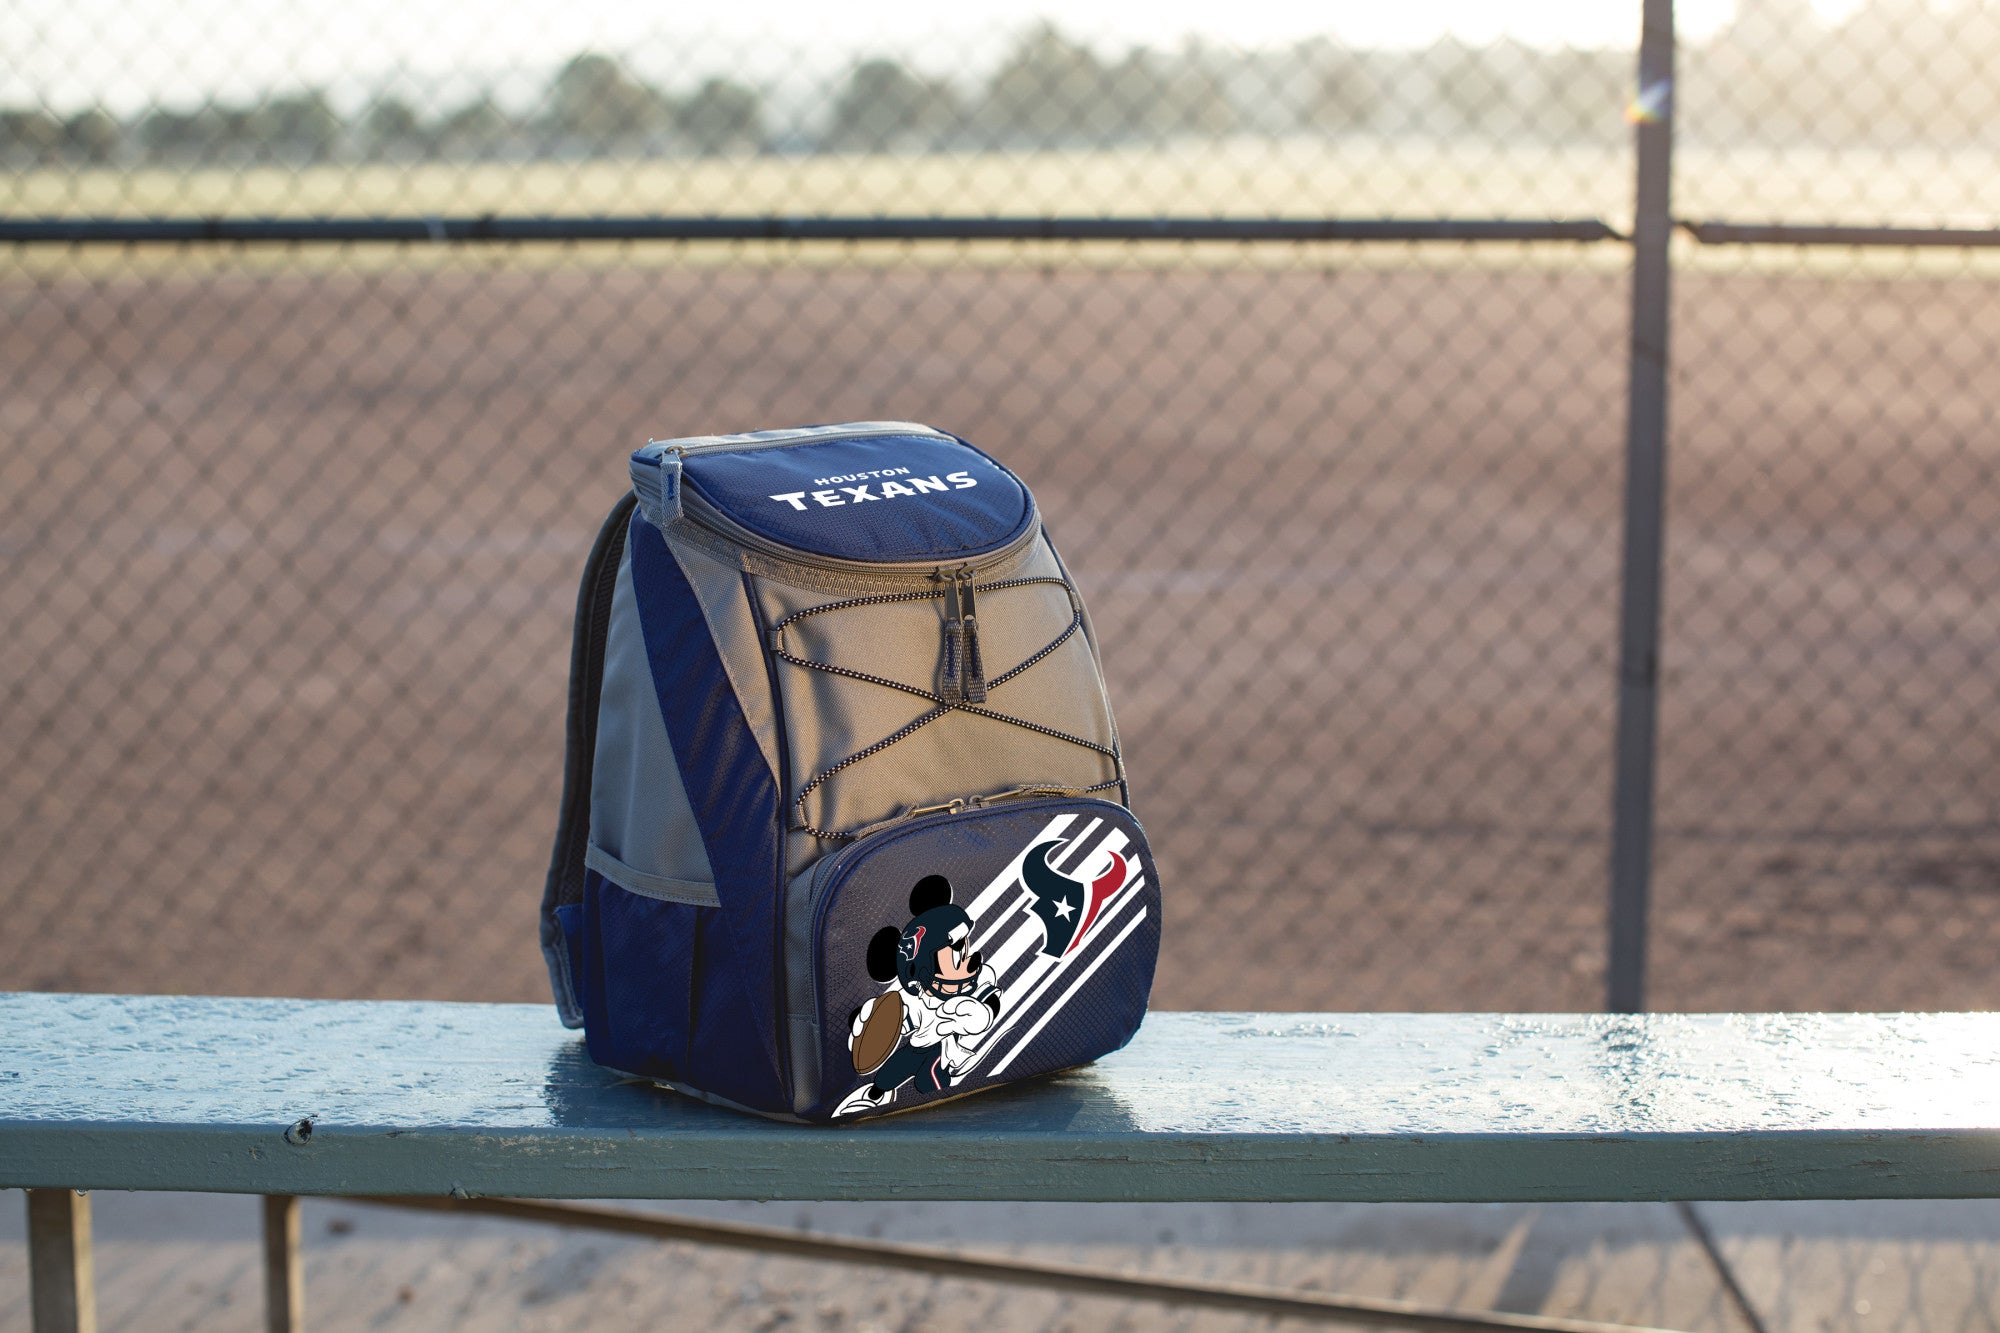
[3,994,1997,1202]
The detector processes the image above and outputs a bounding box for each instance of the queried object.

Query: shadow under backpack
[539,422,1161,1121]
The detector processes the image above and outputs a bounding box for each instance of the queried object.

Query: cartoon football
[851,989,905,1075]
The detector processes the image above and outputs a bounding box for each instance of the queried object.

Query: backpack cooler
[539,422,1161,1121]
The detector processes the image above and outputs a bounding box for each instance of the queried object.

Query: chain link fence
[1653,0,2000,1013]
[1,0,1995,1024]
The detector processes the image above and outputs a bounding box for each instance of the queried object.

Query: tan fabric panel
[755,535,1120,866]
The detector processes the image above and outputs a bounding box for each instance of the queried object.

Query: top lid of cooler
[648,423,1035,565]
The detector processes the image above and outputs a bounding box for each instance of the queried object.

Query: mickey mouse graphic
[834,874,1003,1118]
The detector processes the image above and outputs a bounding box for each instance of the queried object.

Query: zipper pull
[628,443,683,530]
[938,569,963,703]
[959,571,987,704]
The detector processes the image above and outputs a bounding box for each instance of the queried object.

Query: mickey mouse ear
[909,874,952,915]
[865,926,902,982]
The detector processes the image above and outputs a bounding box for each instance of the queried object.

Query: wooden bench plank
[3,993,1997,1203]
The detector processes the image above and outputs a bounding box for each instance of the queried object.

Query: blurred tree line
[5,3,1999,169]
[1680,0,2000,147]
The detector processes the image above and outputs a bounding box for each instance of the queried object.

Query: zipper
[807,790,1112,920]
[960,572,985,701]
[650,421,949,458]
[937,565,987,704]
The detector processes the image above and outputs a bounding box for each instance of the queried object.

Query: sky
[3,0,1850,114]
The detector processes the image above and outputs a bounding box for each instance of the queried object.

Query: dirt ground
[2,250,1995,1012]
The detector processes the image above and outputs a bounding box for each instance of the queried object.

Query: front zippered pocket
[788,796,1161,1120]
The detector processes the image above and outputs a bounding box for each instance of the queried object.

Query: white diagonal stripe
[1054,818,1104,872]
[958,872,1146,1077]
[967,813,1077,919]
[984,906,1050,979]
[989,906,1151,1076]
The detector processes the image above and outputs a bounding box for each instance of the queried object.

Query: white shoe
[834,1082,892,1118]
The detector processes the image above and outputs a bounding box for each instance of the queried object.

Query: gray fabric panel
[664,531,785,783]
[589,542,717,891]
[585,842,722,908]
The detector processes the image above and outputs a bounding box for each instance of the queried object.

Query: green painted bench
[6,993,1999,1331]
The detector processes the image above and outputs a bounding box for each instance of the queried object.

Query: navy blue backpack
[541,423,1161,1120]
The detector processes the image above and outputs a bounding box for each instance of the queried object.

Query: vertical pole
[27,1189,96,1333]
[263,1195,305,1333]
[1609,0,1677,1014]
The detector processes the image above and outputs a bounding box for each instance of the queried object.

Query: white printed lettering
[768,468,975,513]
[811,467,911,486]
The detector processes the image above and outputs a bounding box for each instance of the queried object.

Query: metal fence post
[1609,0,1678,1014]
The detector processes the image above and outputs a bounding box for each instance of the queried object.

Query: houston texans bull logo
[1022,839,1129,957]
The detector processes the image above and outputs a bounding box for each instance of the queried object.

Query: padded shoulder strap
[540,490,638,1026]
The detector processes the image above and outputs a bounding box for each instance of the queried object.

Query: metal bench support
[26,1189,95,1333]
[263,1194,304,1333]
